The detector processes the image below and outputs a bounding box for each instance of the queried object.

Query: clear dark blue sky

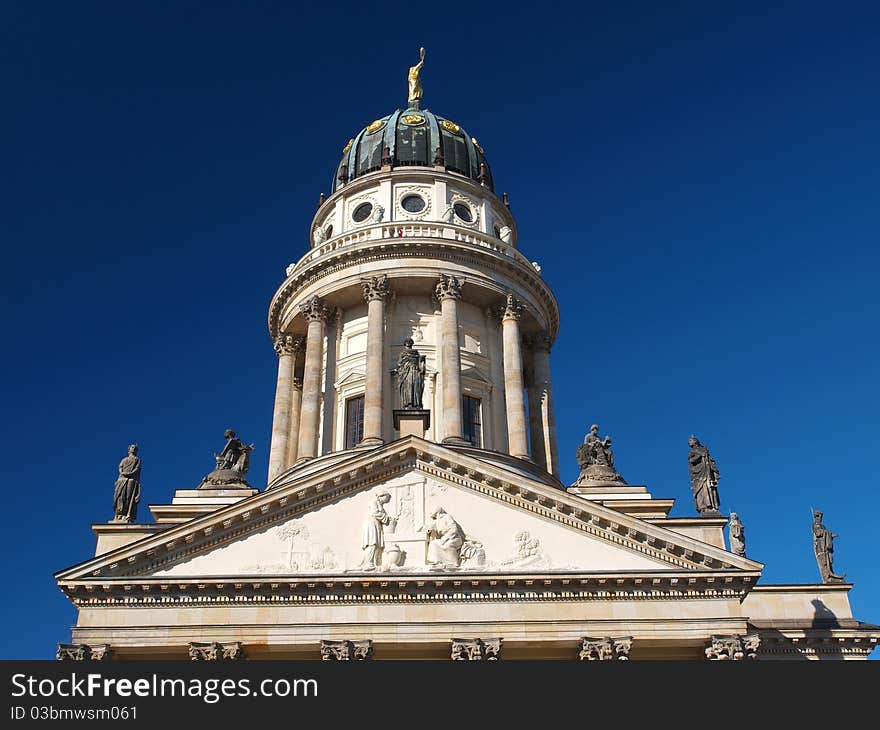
[2,2,878,658]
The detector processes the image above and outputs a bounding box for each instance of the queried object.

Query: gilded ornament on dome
[471,137,484,154]
[402,113,425,125]
[441,119,461,134]
[366,119,385,134]
[342,138,354,154]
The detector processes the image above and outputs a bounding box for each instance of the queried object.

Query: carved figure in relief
[112,444,141,523]
[425,506,485,569]
[359,492,396,570]
[501,530,549,569]
[426,506,465,568]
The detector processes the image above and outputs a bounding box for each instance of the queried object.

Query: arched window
[395,123,428,166]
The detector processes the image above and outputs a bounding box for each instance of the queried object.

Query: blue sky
[2,2,878,658]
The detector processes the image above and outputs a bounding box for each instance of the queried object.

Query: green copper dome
[333,108,494,193]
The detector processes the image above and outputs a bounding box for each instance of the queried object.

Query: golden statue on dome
[407,47,426,108]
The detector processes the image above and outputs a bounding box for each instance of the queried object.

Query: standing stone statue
[688,436,721,515]
[573,424,627,486]
[198,429,254,489]
[112,444,141,523]
[812,511,846,583]
[728,513,746,557]
[394,338,426,409]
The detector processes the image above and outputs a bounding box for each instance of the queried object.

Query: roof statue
[812,510,846,583]
[407,47,426,108]
[688,436,721,516]
[573,424,627,486]
[112,444,141,523]
[198,429,254,489]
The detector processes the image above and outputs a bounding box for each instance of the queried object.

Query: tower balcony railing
[293,223,536,277]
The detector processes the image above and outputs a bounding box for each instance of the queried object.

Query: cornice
[58,570,761,608]
[268,237,558,340]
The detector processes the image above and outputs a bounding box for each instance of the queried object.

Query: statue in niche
[198,429,254,488]
[688,436,720,515]
[573,424,627,486]
[359,492,396,570]
[393,338,426,409]
[112,444,141,523]
[812,511,846,583]
[728,513,746,557]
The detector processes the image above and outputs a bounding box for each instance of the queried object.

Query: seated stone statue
[198,429,254,489]
[573,424,627,486]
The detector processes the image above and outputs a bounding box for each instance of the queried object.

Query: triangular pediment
[56,437,763,585]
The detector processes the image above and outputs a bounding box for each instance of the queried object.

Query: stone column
[285,375,303,466]
[361,275,392,446]
[527,333,560,477]
[297,296,332,461]
[500,294,529,459]
[435,275,466,444]
[267,334,300,482]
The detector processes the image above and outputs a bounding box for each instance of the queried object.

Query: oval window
[352,202,373,223]
[401,194,426,213]
[453,202,473,223]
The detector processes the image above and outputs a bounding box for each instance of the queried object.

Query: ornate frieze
[362,274,393,303]
[299,296,332,323]
[705,634,761,660]
[273,333,305,357]
[579,636,632,661]
[320,639,373,660]
[451,638,502,660]
[56,644,110,661]
[188,641,244,661]
[435,274,463,301]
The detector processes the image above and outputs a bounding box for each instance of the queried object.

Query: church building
[54,53,879,661]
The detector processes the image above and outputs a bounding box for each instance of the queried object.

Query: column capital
[705,633,761,660]
[320,639,373,660]
[273,333,305,357]
[450,637,502,660]
[300,296,333,323]
[187,641,244,660]
[579,636,632,660]
[501,293,523,321]
[435,274,463,301]
[362,274,393,303]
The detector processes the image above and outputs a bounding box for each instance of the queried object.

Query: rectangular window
[345,395,365,449]
[462,395,482,448]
